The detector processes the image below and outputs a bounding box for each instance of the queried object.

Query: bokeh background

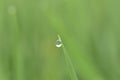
[0,0,120,80]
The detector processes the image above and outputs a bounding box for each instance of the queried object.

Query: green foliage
[0,0,120,80]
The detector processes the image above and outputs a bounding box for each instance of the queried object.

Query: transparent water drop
[56,40,62,47]
[56,35,62,48]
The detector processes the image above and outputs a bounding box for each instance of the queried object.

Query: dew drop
[56,35,62,48]
[56,40,62,48]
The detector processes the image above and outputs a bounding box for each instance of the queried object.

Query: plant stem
[58,35,78,80]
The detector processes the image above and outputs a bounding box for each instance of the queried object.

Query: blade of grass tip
[57,35,78,80]
[8,5,24,80]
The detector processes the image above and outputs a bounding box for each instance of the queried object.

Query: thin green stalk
[58,35,78,80]
[8,6,24,80]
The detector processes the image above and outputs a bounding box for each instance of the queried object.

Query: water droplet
[56,35,62,48]
[56,40,62,48]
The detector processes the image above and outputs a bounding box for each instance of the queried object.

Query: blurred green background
[0,0,120,80]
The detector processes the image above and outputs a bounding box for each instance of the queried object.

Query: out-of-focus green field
[0,0,120,80]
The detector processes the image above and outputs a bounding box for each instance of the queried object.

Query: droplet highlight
[56,35,62,48]
[56,40,62,47]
